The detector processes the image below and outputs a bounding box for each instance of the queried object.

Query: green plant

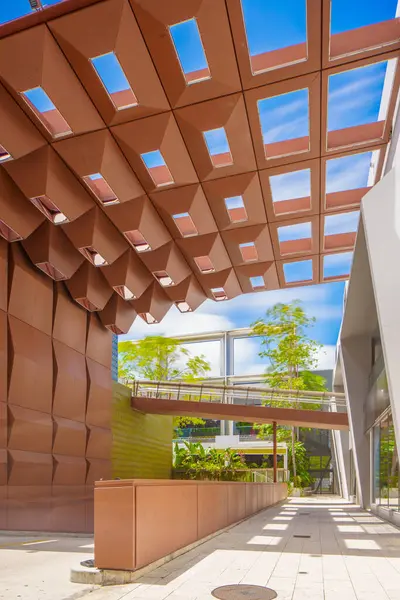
[251,301,326,481]
[173,442,248,481]
[119,336,211,430]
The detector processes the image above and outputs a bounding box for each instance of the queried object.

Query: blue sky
[328,61,388,131]
[91,53,131,95]
[330,0,398,34]
[283,260,313,284]
[169,19,208,75]
[123,281,346,376]
[0,0,64,24]
[241,0,306,55]
[270,169,311,202]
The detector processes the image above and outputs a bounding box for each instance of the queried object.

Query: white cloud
[315,345,336,370]
[123,305,234,340]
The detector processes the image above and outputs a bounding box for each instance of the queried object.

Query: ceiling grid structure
[0,0,399,332]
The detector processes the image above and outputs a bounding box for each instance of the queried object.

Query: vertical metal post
[273,421,277,484]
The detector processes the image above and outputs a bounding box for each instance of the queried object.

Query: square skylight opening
[82,173,119,206]
[330,0,399,57]
[125,230,151,253]
[0,220,22,242]
[0,144,11,162]
[21,87,72,138]
[250,275,265,290]
[324,211,360,237]
[326,151,376,194]
[30,195,69,225]
[173,212,198,237]
[90,52,138,110]
[211,287,228,301]
[241,0,308,75]
[140,312,158,324]
[153,270,174,287]
[36,261,67,281]
[224,196,248,223]
[269,169,311,215]
[80,246,108,267]
[324,211,359,251]
[323,251,353,280]
[113,285,135,301]
[203,128,233,168]
[258,89,310,159]
[327,60,395,136]
[277,221,312,255]
[195,255,215,274]
[141,151,174,187]
[169,18,211,85]
[283,259,313,284]
[75,297,99,311]
[239,241,258,262]
[176,301,192,313]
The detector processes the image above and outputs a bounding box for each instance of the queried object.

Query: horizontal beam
[131,397,349,431]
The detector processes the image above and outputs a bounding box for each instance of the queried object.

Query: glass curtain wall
[373,412,400,510]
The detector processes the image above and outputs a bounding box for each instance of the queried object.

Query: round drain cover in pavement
[212,585,277,600]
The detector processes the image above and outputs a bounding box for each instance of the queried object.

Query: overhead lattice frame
[0,0,398,329]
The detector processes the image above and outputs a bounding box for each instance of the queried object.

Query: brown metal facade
[0,0,398,328]
[0,238,113,532]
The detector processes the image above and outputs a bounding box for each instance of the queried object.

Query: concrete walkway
[0,532,95,600]
[79,496,400,600]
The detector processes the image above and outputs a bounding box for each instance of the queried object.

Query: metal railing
[129,380,347,411]
[174,425,269,443]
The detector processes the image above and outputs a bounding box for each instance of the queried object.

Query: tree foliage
[251,301,323,390]
[118,336,211,382]
[174,442,247,481]
[118,336,211,430]
[251,301,326,486]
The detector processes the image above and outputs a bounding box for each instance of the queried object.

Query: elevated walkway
[130,381,349,431]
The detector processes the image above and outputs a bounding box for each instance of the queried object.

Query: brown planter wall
[94,479,287,571]
[0,238,113,533]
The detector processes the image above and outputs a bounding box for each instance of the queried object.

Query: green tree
[118,336,211,431]
[251,301,326,484]
[118,336,211,382]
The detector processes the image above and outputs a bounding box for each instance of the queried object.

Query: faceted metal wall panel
[53,340,87,422]
[53,284,88,354]
[8,245,53,335]
[8,317,53,414]
[86,359,113,428]
[0,236,112,533]
[86,313,113,368]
